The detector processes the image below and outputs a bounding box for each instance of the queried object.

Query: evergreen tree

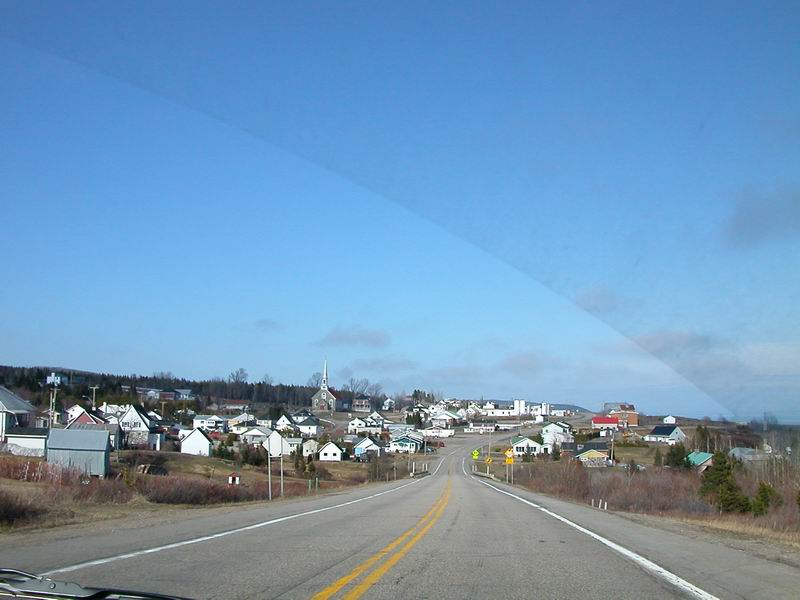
[665,443,691,469]
[751,481,781,516]
[653,447,663,467]
[700,452,750,513]
[551,447,561,461]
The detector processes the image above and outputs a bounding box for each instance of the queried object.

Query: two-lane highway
[2,437,799,599]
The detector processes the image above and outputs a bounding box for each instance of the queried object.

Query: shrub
[0,489,44,525]
[71,479,133,504]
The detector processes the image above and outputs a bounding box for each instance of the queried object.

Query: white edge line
[43,455,448,576]
[472,477,719,600]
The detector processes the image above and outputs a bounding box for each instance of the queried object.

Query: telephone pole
[89,385,100,410]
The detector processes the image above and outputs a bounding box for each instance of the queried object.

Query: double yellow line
[311,481,451,600]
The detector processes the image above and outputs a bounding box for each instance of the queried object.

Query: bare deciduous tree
[346,377,369,395]
[261,373,274,386]
[366,382,383,398]
[307,372,323,388]
[228,368,248,384]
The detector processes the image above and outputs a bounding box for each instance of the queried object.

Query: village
[0,363,780,488]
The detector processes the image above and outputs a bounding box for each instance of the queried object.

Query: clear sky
[1,2,798,420]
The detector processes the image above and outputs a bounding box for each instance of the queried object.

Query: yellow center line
[342,481,452,600]
[310,483,449,600]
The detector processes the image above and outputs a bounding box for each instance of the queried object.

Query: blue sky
[1,2,798,419]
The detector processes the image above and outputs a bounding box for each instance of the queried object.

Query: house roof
[242,426,273,436]
[511,435,539,445]
[184,428,213,444]
[647,425,679,436]
[687,451,714,466]
[66,423,121,433]
[6,427,48,437]
[297,417,321,427]
[319,441,342,452]
[47,428,109,451]
[591,416,619,425]
[0,386,36,414]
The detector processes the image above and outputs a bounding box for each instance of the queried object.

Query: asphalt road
[2,437,799,599]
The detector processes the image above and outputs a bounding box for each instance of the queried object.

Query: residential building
[591,416,620,434]
[274,414,298,432]
[643,425,687,446]
[296,416,322,437]
[240,426,273,446]
[354,437,384,459]
[389,434,423,454]
[181,428,213,457]
[430,411,460,429]
[0,386,36,442]
[541,422,573,446]
[348,416,382,436]
[117,405,164,449]
[318,441,344,462]
[465,421,497,434]
[511,435,544,457]
[46,428,111,477]
[663,415,677,424]
[302,438,319,458]
[193,415,229,433]
[352,394,372,413]
[608,407,639,428]
[382,398,395,411]
[422,426,455,438]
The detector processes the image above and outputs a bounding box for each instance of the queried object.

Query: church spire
[321,359,328,391]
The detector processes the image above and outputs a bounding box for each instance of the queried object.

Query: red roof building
[591,416,620,430]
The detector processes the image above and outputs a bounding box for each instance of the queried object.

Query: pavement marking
[311,484,449,600]
[473,478,720,600]
[343,481,452,600]
[42,455,450,577]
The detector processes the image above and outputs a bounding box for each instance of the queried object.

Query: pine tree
[700,452,750,513]
[653,448,663,467]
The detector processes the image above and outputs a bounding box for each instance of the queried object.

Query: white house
[429,411,460,429]
[118,405,163,449]
[511,435,544,457]
[262,430,293,456]
[228,412,257,434]
[422,426,455,438]
[354,436,384,459]
[302,438,319,458]
[181,428,213,457]
[296,417,322,437]
[318,441,344,462]
[663,415,677,425]
[644,425,687,446]
[348,416,382,436]
[286,437,303,455]
[0,386,37,442]
[382,398,395,411]
[274,415,295,431]
[193,415,228,433]
[541,422,573,446]
[240,426,273,446]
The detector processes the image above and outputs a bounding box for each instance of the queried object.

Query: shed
[46,428,110,477]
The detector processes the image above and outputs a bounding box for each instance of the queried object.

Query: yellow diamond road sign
[505,457,514,465]
[471,449,480,460]
[504,448,514,459]
[485,457,493,464]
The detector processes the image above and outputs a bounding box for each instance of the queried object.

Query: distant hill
[551,403,590,413]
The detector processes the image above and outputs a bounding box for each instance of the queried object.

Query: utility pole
[280,451,284,497]
[267,451,272,501]
[89,385,100,410]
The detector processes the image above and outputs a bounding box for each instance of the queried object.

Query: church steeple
[321,359,328,391]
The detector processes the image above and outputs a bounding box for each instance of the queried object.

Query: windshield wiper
[0,569,190,600]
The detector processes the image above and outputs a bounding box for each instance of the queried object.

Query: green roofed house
[687,451,714,472]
